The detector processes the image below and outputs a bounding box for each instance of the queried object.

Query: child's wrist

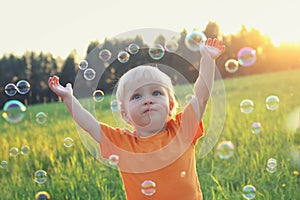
[62,94,72,102]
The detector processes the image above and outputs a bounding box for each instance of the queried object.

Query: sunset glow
[1,0,300,58]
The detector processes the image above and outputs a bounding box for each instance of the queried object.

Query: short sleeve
[176,104,204,145]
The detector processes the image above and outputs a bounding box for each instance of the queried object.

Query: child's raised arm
[190,38,225,121]
[48,76,101,143]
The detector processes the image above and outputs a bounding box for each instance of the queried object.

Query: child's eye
[153,91,162,96]
[131,94,142,100]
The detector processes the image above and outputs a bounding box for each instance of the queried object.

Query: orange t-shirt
[100,104,204,200]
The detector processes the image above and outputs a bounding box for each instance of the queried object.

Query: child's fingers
[221,45,225,52]
[218,40,223,49]
[206,38,212,46]
[212,38,218,47]
[53,76,59,85]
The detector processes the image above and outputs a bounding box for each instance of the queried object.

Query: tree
[59,50,78,87]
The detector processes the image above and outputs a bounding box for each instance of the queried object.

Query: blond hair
[116,65,178,117]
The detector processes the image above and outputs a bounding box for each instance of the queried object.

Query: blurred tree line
[1,21,300,108]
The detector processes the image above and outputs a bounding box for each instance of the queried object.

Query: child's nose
[143,96,153,105]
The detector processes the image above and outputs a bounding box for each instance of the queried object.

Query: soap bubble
[225,59,239,73]
[93,90,105,102]
[99,49,112,61]
[148,44,165,60]
[128,43,140,54]
[16,80,31,95]
[216,141,234,159]
[265,95,279,111]
[237,47,257,67]
[180,171,186,177]
[36,112,48,124]
[35,191,51,200]
[72,28,227,173]
[83,68,96,80]
[21,145,30,155]
[240,99,254,114]
[110,100,120,111]
[9,147,19,157]
[1,161,8,169]
[64,137,74,147]
[108,154,119,166]
[34,170,47,184]
[2,100,26,123]
[251,122,262,134]
[185,31,207,51]
[4,83,17,96]
[78,60,88,70]
[266,158,277,173]
[242,185,256,199]
[185,94,194,103]
[117,51,130,63]
[141,180,156,196]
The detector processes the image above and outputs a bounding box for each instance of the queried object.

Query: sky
[1,0,300,58]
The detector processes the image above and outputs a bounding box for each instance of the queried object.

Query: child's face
[121,81,171,133]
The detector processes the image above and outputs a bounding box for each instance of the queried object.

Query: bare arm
[48,76,101,143]
[190,38,225,121]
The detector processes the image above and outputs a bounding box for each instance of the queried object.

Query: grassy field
[1,69,300,200]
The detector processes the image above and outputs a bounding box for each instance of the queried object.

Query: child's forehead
[126,81,167,93]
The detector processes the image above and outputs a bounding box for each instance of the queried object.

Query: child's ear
[121,109,130,123]
[169,101,174,116]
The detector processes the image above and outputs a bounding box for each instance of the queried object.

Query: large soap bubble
[72,28,226,173]
[2,100,26,123]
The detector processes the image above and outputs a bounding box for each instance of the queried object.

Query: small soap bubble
[110,100,120,111]
[164,39,178,52]
[35,191,51,200]
[4,83,17,96]
[93,90,105,102]
[78,60,88,70]
[99,49,112,61]
[237,47,257,67]
[185,94,194,103]
[141,180,156,196]
[128,43,139,54]
[16,80,30,95]
[36,112,48,124]
[1,161,8,169]
[148,44,165,60]
[216,141,234,159]
[266,158,277,173]
[83,68,96,80]
[117,51,130,63]
[251,122,262,134]
[34,170,47,184]
[240,99,254,114]
[21,145,30,155]
[242,185,256,199]
[180,171,186,177]
[225,59,239,73]
[265,95,279,111]
[64,137,74,147]
[9,147,19,157]
[108,154,119,166]
[185,31,207,51]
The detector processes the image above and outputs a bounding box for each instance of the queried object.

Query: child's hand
[200,38,225,59]
[48,75,73,99]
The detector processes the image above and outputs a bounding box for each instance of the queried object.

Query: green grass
[1,69,300,199]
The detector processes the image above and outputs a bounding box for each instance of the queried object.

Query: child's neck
[136,123,167,138]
